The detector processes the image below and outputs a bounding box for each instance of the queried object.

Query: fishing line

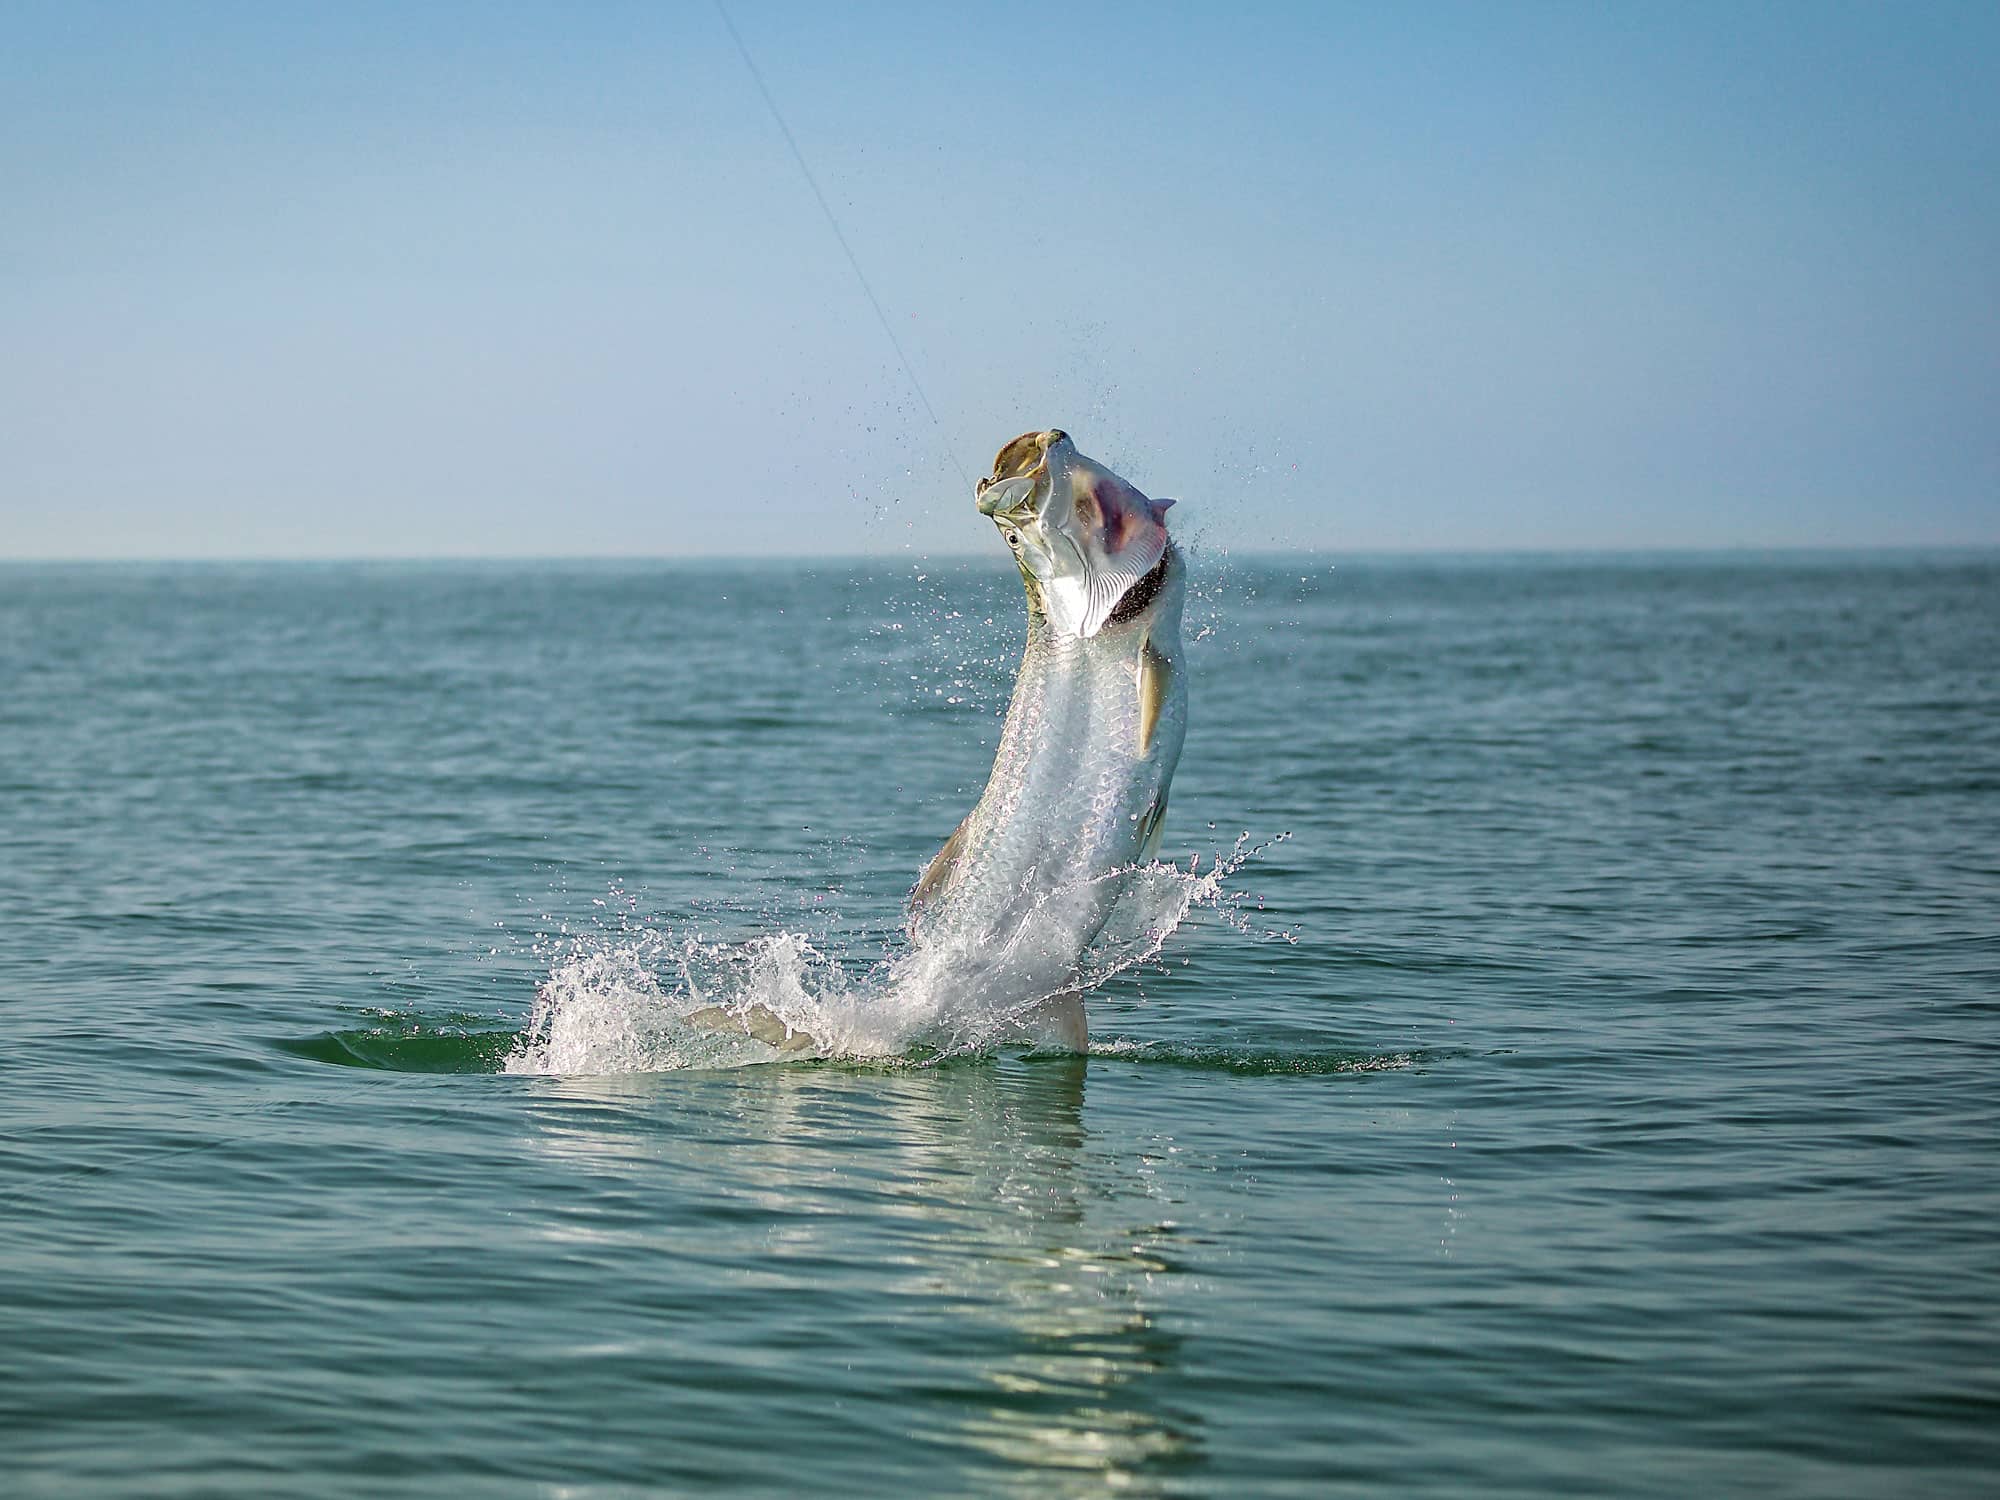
[712,0,972,490]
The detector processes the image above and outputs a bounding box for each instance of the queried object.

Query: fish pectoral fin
[1137,633,1175,758]
[910,814,973,910]
[683,1002,819,1054]
[1137,792,1169,863]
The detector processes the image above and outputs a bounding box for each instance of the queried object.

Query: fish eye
[1005,530,1022,548]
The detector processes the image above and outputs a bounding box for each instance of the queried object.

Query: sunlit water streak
[3,553,1998,1497]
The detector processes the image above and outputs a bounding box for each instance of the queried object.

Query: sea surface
[2,551,1997,1497]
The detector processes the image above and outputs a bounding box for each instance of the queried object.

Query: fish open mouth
[975,429,1069,521]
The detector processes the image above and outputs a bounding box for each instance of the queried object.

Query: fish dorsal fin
[1137,793,1169,862]
[911,814,972,910]
[1136,632,1174,758]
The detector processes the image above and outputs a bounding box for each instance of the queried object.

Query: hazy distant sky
[3,1,1996,558]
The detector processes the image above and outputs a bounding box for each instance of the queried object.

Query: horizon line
[3,540,1998,567]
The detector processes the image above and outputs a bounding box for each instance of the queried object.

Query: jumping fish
[900,429,1186,1049]
[688,430,1186,1054]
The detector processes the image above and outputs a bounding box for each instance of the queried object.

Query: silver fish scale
[904,552,1188,1032]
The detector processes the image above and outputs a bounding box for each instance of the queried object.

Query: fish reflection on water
[521,1060,1204,1491]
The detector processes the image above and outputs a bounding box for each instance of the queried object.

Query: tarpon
[689,430,1186,1055]
[897,429,1186,1050]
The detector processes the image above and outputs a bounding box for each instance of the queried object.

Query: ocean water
[2,551,1997,1497]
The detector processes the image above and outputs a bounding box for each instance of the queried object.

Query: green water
[2,554,1996,1495]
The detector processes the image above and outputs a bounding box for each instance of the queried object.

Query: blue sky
[3,1,1995,558]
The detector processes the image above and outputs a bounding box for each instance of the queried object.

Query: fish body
[687,430,1185,1056]
[897,431,1187,1050]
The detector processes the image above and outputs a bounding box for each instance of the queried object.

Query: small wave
[1085,1038,1422,1076]
[275,1018,518,1073]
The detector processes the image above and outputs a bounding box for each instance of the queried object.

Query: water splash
[503,930,836,1074]
[502,835,1288,1076]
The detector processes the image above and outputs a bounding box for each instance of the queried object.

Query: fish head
[975,430,1174,638]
